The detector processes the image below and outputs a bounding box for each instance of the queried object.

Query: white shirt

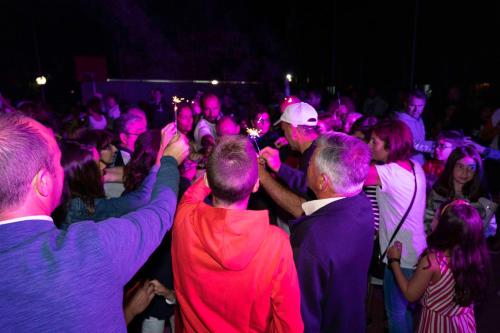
[0,215,53,226]
[107,105,121,120]
[302,197,345,216]
[194,119,216,149]
[375,162,427,269]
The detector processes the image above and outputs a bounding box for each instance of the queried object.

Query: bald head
[0,114,62,215]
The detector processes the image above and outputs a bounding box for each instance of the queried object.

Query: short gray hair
[0,113,54,212]
[314,132,371,196]
[115,114,143,134]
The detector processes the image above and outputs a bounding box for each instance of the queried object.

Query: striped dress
[417,252,476,333]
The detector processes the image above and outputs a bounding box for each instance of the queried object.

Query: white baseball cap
[274,102,318,127]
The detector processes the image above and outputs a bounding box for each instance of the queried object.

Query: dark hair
[0,113,55,212]
[372,119,414,163]
[75,129,114,151]
[409,89,427,101]
[60,141,105,215]
[200,93,219,107]
[207,136,258,204]
[433,146,483,201]
[425,200,490,306]
[437,130,464,148]
[86,97,103,113]
[349,116,379,142]
[124,130,161,192]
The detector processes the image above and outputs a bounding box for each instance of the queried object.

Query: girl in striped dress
[387,200,490,332]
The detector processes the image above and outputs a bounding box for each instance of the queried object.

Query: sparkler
[172,96,185,133]
[246,127,262,153]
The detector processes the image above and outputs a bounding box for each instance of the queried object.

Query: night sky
[1,0,499,102]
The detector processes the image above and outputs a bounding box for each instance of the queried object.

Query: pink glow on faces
[122,119,147,152]
[177,106,194,134]
[217,117,240,136]
[434,139,455,162]
[254,112,271,135]
[453,156,476,188]
[202,96,221,123]
[407,96,426,119]
[369,133,389,163]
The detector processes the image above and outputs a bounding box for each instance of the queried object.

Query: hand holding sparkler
[246,127,262,154]
[259,146,282,173]
[172,96,187,133]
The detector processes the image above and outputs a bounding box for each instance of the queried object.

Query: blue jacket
[290,193,374,333]
[62,166,159,229]
[0,157,179,332]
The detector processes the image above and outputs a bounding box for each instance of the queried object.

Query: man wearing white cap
[259,102,319,218]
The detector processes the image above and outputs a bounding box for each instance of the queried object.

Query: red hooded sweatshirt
[172,178,303,333]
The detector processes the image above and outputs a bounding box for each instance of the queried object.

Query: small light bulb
[211,80,219,85]
[36,76,47,86]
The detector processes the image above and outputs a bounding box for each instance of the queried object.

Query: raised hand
[259,146,282,173]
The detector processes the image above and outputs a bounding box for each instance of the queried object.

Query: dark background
[1,0,499,104]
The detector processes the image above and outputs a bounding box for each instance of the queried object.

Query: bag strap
[380,160,417,262]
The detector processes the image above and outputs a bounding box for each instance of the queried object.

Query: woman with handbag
[365,119,427,333]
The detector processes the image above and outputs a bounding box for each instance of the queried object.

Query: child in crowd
[425,146,497,236]
[388,200,490,333]
[423,130,464,191]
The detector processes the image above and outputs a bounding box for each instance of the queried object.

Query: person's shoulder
[417,250,441,273]
[267,224,291,243]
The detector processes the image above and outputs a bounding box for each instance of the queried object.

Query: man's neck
[0,205,49,222]
[213,196,249,210]
[315,191,345,200]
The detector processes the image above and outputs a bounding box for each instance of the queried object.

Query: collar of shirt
[0,215,53,226]
[301,197,345,216]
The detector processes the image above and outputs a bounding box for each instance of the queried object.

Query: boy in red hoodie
[172,136,303,333]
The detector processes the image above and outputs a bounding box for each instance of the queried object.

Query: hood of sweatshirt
[192,204,270,271]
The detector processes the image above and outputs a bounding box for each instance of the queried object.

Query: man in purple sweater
[0,114,188,332]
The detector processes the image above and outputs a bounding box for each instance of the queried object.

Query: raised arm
[259,164,306,218]
[260,146,309,199]
[92,126,189,284]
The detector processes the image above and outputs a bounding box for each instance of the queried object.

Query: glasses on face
[454,162,477,173]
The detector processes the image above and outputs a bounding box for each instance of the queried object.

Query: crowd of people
[0,85,499,333]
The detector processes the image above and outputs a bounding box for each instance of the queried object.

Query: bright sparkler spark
[246,128,262,153]
[246,127,261,139]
